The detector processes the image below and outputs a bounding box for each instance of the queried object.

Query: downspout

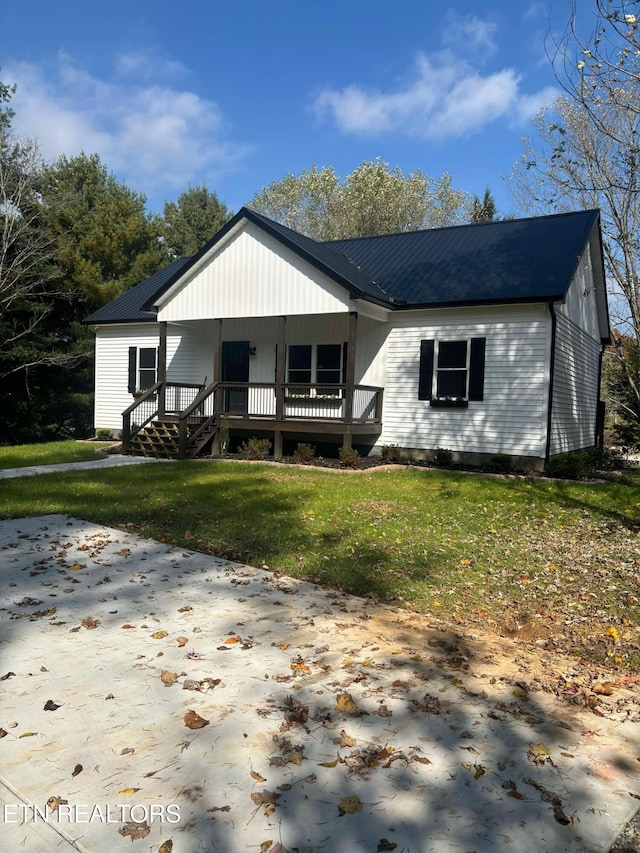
[544,301,557,461]
[595,345,605,448]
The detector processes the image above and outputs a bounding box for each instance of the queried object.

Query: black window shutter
[468,337,486,401]
[418,340,435,400]
[342,341,348,384]
[127,347,137,393]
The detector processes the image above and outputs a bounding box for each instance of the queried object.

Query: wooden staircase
[129,419,218,459]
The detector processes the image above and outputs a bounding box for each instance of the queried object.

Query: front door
[221,341,250,414]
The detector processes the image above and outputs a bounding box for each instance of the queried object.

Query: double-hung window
[128,346,158,393]
[287,343,344,396]
[418,337,485,406]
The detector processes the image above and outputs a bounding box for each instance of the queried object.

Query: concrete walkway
[1,514,639,852]
[0,454,173,480]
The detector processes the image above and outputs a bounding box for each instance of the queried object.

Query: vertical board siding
[549,313,601,455]
[157,222,353,321]
[380,307,550,457]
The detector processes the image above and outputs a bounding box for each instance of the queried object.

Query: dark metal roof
[325,209,600,307]
[83,257,192,324]
[84,207,601,325]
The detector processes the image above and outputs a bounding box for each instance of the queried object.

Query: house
[84,206,609,469]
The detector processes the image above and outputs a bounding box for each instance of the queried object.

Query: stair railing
[177,381,220,459]
[122,381,162,454]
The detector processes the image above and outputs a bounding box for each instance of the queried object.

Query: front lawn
[0,440,113,469]
[1,459,639,669]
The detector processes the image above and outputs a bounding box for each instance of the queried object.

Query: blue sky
[2,1,584,218]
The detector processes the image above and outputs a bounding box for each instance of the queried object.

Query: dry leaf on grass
[184,710,209,729]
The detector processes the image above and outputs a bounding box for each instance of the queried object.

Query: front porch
[122,379,383,459]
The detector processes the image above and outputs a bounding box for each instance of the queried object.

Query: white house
[84,206,609,468]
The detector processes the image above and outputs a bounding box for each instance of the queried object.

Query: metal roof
[326,208,600,307]
[83,208,601,324]
[83,257,192,324]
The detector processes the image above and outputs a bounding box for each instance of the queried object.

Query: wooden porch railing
[123,381,383,458]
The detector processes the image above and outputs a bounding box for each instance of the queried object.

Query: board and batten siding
[549,242,603,455]
[156,221,354,322]
[379,305,552,458]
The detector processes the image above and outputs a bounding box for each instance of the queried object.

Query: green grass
[0,440,113,469]
[1,457,639,669]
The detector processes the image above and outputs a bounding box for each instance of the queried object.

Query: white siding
[549,313,601,454]
[549,241,603,454]
[94,323,212,431]
[557,244,601,341]
[94,325,159,431]
[379,305,551,458]
[157,222,354,321]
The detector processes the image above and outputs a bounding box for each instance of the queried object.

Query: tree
[510,3,640,442]
[161,185,232,257]
[249,158,471,240]
[40,153,167,314]
[470,188,498,224]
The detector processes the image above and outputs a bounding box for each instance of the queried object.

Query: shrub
[581,446,624,472]
[95,428,112,441]
[490,453,513,474]
[381,444,402,463]
[432,448,454,468]
[545,452,585,479]
[239,437,272,460]
[293,442,316,464]
[338,446,360,468]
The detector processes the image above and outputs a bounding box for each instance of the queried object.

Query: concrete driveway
[0,514,638,853]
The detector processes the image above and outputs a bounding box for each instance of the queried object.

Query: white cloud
[442,14,498,57]
[4,54,252,204]
[313,50,558,140]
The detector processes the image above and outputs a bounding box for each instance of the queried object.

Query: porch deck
[123,381,383,459]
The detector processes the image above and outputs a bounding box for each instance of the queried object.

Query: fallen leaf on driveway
[118,821,150,840]
[71,764,83,777]
[0,672,16,681]
[251,770,267,782]
[152,631,168,640]
[176,636,188,647]
[46,797,68,812]
[251,790,280,806]
[337,794,363,815]
[336,692,359,714]
[119,788,140,795]
[44,700,61,711]
[160,670,178,686]
[159,841,173,853]
[184,710,209,729]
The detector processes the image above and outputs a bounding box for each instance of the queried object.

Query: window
[418,338,485,406]
[287,343,344,395]
[128,346,158,393]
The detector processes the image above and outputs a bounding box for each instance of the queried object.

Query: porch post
[158,321,167,417]
[344,312,357,425]
[274,316,286,461]
[213,318,222,413]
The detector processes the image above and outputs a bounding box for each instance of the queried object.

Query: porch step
[129,420,217,460]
